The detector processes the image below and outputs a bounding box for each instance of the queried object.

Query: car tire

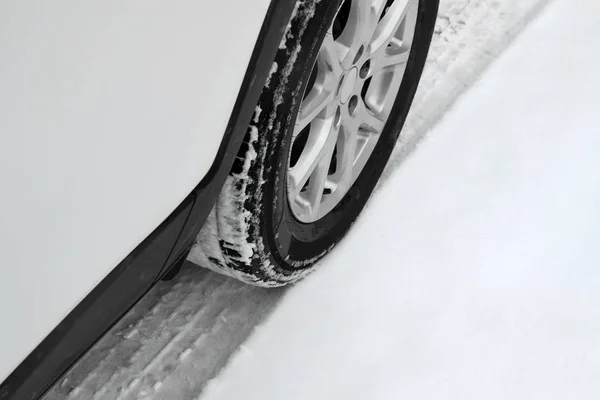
[188,0,439,286]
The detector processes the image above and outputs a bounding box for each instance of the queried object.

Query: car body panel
[0,0,271,383]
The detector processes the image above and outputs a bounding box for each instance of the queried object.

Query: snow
[264,62,279,88]
[199,1,600,399]
[384,0,553,185]
[42,0,558,398]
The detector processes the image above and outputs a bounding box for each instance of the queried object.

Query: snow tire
[188,0,439,286]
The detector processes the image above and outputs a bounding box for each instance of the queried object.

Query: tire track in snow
[42,0,552,399]
[44,266,284,400]
[382,0,554,184]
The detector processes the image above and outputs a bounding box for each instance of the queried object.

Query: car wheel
[188,0,439,286]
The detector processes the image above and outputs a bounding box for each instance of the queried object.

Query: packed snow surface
[200,0,600,399]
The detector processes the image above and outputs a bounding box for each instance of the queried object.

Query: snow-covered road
[43,0,558,398]
[201,0,600,399]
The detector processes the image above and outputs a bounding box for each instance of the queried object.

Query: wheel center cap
[339,67,358,104]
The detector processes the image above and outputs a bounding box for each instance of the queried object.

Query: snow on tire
[188,0,439,286]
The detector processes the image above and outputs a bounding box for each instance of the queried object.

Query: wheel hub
[287,0,419,223]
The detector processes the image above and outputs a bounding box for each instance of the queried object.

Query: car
[0,0,438,399]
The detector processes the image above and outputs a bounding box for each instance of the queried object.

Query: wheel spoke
[370,0,411,55]
[364,62,406,119]
[379,65,405,118]
[337,0,387,68]
[338,108,360,186]
[371,49,410,73]
[358,100,386,134]
[320,30,344,78]
[289,116,339,200]
[294,33,342,135]
[295,88,336,135]
[304,132,338,219]
[359,0,389,50]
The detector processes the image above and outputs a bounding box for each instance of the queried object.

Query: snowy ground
[200,0,600,399]
[43,0,560,398]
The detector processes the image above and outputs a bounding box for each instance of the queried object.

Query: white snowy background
[45,0,600,399]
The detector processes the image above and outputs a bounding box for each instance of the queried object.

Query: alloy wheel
[287,0,419,223]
